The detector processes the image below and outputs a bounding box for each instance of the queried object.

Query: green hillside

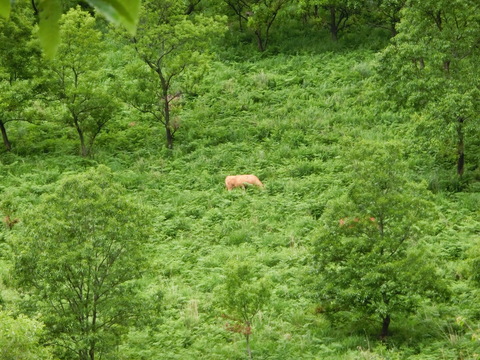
[1,1,480,359]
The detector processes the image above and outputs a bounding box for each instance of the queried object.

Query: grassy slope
[1,45,479,359]
[118,52,364,359]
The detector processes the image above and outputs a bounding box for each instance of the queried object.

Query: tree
[223,0,249,31]
[220,260,271,359]
[9,165,152,360]
[314,141,447,337]
[185,0,203,14]
[299,0,361,41]
[0,2,39,151]
[378,0,480,178]
[365,0,405,37]
[322,0,358,41]
[46,7,118,156]
[223,0,291,51]
[0,311,53,360]
[247,0,291,51]
[0,0,141,58]
[125,0,226,149]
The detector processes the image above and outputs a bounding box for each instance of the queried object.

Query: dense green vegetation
[1,0,480,359]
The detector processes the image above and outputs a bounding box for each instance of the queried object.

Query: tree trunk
[329,7,339,42]
[245,332,252,359]
[165,125,174,149]
[254,29,266,52]
[0,120,11,151]
[79,133,88,157]
[163,92,174,149]
[158,71,175,149]
[89,306,97,360]
[79,349,88,360]
[72,114,89,156]
[457,117,465,177]
[380,314,391,338]
[239,13,244,31]
[390,21,398,37]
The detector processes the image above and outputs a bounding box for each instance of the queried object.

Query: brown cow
[225,175,264,190]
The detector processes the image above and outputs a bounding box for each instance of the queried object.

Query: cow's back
[225,174,263,190]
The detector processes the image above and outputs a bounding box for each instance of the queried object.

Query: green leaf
[38,0,62,59]
[0,0,10,19]
[86,0,140,34]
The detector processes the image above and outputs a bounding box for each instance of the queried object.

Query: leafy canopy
[314,141,448,335]
[9,165,152,359]
[45,7,118,156]
[0,0,141,58]
[0,311,53,360]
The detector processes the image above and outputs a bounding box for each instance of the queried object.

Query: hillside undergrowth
[1,45,479,359]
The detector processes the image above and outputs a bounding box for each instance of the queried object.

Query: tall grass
[2,40,479,359]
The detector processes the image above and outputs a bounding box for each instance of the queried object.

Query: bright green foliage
[1,4,480,358]
[86,0,140,33]
[223,0,291,51]
[0,3,39,151]
[364,0,405,36]
[0,311,53,360]
[246,0,291,51]
[0,0,9,19]
[0,0,140,58]
[379,0,480,178]
[124,0,226,149]
[221,261,271,325]
[298,0,363,41]
[468,237,480,348]
[37,0,62,59]
[468,237,480,289]
[314,141,447,337]
[220,260,271,359]
[9,165,152,360]
[0,4,37,81]
[46,7,118,156]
